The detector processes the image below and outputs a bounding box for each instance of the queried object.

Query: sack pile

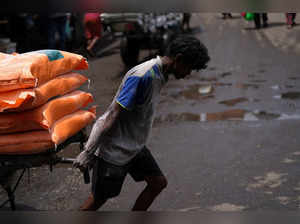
[0,50,96,155]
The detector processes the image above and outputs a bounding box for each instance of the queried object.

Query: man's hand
[73,150,94,172]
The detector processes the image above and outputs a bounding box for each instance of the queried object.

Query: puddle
[180,84,215,100]
[281,92,300,99]
[249,98,261,103]
[236,83,260,89]
[293,182,300,191]
[201,109,246,121]
[154,110,300,125]
[178,206,203,212]
[246,172,288,191]
[271,85,280,90]
[289,77,300,80]
[277,196,290,205]
[251,80,267,83]
[248,74,257,78]
[210,203,246,212]
[285,85,294,88]
[199,77,218,82]
[203,110,279,122]
[220,72,232,78]
[166,82,182,89]
[282,158,295,163]
[219,97,248,106]
[253,110,281,120]
[153,113,200,125]
[258,69,266,73]
[277,114,300,120]
[213,82,232,87]
[198,85,214,94]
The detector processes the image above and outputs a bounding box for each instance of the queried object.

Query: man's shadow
[219,15,243,20]
[243,22,287,30]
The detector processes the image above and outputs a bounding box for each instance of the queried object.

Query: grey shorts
[91,146,164,200]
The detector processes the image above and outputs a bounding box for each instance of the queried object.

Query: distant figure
[253,13,268,29]
[47,13,68,50]
[83,13,102,57]
[222,13,233,19]
[182,13,191,31]
[286,13,297,29]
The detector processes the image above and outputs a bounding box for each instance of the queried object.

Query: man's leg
[79,157,127,211]
[253,13,261,29]
[79,193,107,211]
[262,13,268,27]
[56,16,67,50]
[48,19,57,49]
[132,175,167,211]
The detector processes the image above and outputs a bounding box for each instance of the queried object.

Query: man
[73,35,210,211]
[285,13,297,29]
[253,13,268,29]
[181,13,192,31]
[47,13,69,50]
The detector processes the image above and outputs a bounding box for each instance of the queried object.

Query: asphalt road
[1,13,300,211]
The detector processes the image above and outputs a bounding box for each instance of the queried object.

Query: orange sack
[0,90,93,134]
[0,49,88,92]
[0,52,14,60]
[0,72,88,112]
[0,131,54,155]
[51,106,96,145]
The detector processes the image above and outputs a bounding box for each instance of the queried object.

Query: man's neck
[160,56,173,80]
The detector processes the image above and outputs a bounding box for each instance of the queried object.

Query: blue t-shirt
[95,56,166,165]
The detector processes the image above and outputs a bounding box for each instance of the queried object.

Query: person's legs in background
[262,13,268,27]
[286,13,297,29]
[47,18,57,49]
[56,16,67,50]
[84,13,101,57]
[292,13,296,25]
[254,13,261,29]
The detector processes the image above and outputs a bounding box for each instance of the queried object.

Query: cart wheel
[5,187,16,211]
[120,37,140,67]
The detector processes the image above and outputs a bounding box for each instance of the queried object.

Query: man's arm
[85,101,122,153]
[73,101,122,169]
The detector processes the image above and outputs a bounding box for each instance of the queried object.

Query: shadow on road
[264,22,287,28]
[243,22,287,31]
[218,15,243,20]
[0,203,40,211]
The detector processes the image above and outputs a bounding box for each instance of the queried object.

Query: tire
[120,36,140,67]
[159,30,176,56]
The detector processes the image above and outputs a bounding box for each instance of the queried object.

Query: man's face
[173,58,193,80]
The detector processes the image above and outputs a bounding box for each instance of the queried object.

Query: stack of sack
[0,50,96,155]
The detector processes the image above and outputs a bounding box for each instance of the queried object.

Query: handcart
[0,129,89,210]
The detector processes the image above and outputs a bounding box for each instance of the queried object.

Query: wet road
[1,13,300,211]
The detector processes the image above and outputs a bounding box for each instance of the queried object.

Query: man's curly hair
[165,35,210,71]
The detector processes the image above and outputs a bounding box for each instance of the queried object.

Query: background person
[83,13,102,57]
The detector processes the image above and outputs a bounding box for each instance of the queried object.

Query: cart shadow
[0,203,40,211]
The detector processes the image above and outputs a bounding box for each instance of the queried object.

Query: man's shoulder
[125,57,160,78]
